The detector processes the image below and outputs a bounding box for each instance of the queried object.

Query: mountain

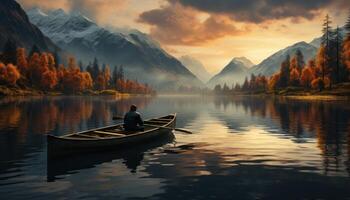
[26,8,202,90]
[249,42,317,76]
[0,0,57,51]
[179,56,211,83]
[207,57,254,88]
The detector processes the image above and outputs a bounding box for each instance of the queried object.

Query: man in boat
[124,105,144,131]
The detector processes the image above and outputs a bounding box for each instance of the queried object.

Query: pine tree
[2,39,17,64]
[112,65,118,87]
[92,57,99,81]
[279,55,290,88]
[334,26,343,83]
[322,15,332,49]
[118,65,124,80]
[29,44,40,57]
[78,60,84,72]
[295,49,305,71]
[53,49,60,68]
[345,10,350,37]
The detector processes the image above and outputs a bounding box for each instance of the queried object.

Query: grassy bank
[218,83,350,98]
[0,86,151,97]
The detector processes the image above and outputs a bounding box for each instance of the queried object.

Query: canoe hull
[48,114,176,158]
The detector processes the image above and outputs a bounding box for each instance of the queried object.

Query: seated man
[123,105,144,131]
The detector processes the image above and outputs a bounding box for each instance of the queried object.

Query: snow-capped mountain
[0,0,57,52]
[207,57,254,88]
[179,56,211,83]
[249,42,317,76]
[26,8,202,89]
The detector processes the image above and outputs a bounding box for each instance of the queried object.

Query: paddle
[112,116,193,134]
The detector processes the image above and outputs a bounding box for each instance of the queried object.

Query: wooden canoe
[47,114,176,158]
[47,132,175,181]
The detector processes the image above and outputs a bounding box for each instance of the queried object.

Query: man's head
[130,105,137,112]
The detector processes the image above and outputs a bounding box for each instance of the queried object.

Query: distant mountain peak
[207,56,253,87]
[179,56,211,83]
[230,57,254,68]
[48,8,66,16]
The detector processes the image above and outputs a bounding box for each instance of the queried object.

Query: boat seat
[67,134,102,139]
[94,131,125,137]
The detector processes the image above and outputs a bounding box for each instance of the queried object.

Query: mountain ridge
[0,0,58,52]
[27,8,202,89]
[207,57,254,87]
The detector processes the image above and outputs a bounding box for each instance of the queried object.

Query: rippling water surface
[0,95,349,199]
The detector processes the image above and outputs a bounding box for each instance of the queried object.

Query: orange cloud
[18,0,71,11]
[138,2,245,45]
[18,0,127,25]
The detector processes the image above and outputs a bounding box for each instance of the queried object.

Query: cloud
[18,0,71,11]
[17,0,127,25]
[173,0,350,23]
[138,2,244,45]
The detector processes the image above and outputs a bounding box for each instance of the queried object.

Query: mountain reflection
[209,97,350,175]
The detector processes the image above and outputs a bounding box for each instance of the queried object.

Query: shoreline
[0,86,153,97]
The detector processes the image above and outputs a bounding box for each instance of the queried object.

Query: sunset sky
[18,0,349,74]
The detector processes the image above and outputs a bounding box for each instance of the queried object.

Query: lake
[0,95,349,199]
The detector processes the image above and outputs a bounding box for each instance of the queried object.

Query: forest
[0,44,154,95]
[214,14,350,95]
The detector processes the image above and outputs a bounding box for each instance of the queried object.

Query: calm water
[0,95,350,199]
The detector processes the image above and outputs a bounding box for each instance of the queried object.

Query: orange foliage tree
[268,73,280,90]
[301,67,315,88]
[16,48,28,75]
[0,63,20,85]
[289,68,300,86]
[343,36,350,81]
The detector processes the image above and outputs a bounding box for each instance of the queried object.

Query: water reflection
[0,95,350,199]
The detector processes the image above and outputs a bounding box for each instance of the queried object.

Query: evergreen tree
[242,77,249,90]
[53,49,60,68]
[112,65,119,87]
[295,49,305,71]
[334,26,343,83]
[214,84,222,94]
[279,55,291,88]
[29,44,40,57]
[322,15,332,49]
[118,65,124,80]
[2,39,17,64]
[223,83,230,94]
[92,57,99,81]
[78,60,84,72]
[345,10,350,37]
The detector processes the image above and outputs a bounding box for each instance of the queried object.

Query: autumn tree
[103,64,111,89]
[268,73,280,91]
[28,53,41,85]
[289,68,300,86]
[16,48,28,75]
[0,63,20,85]
[343,35,350,81]
[316,45,327,81]
[301,66,315,88]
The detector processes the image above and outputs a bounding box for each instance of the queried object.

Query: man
[124,105,144,131]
